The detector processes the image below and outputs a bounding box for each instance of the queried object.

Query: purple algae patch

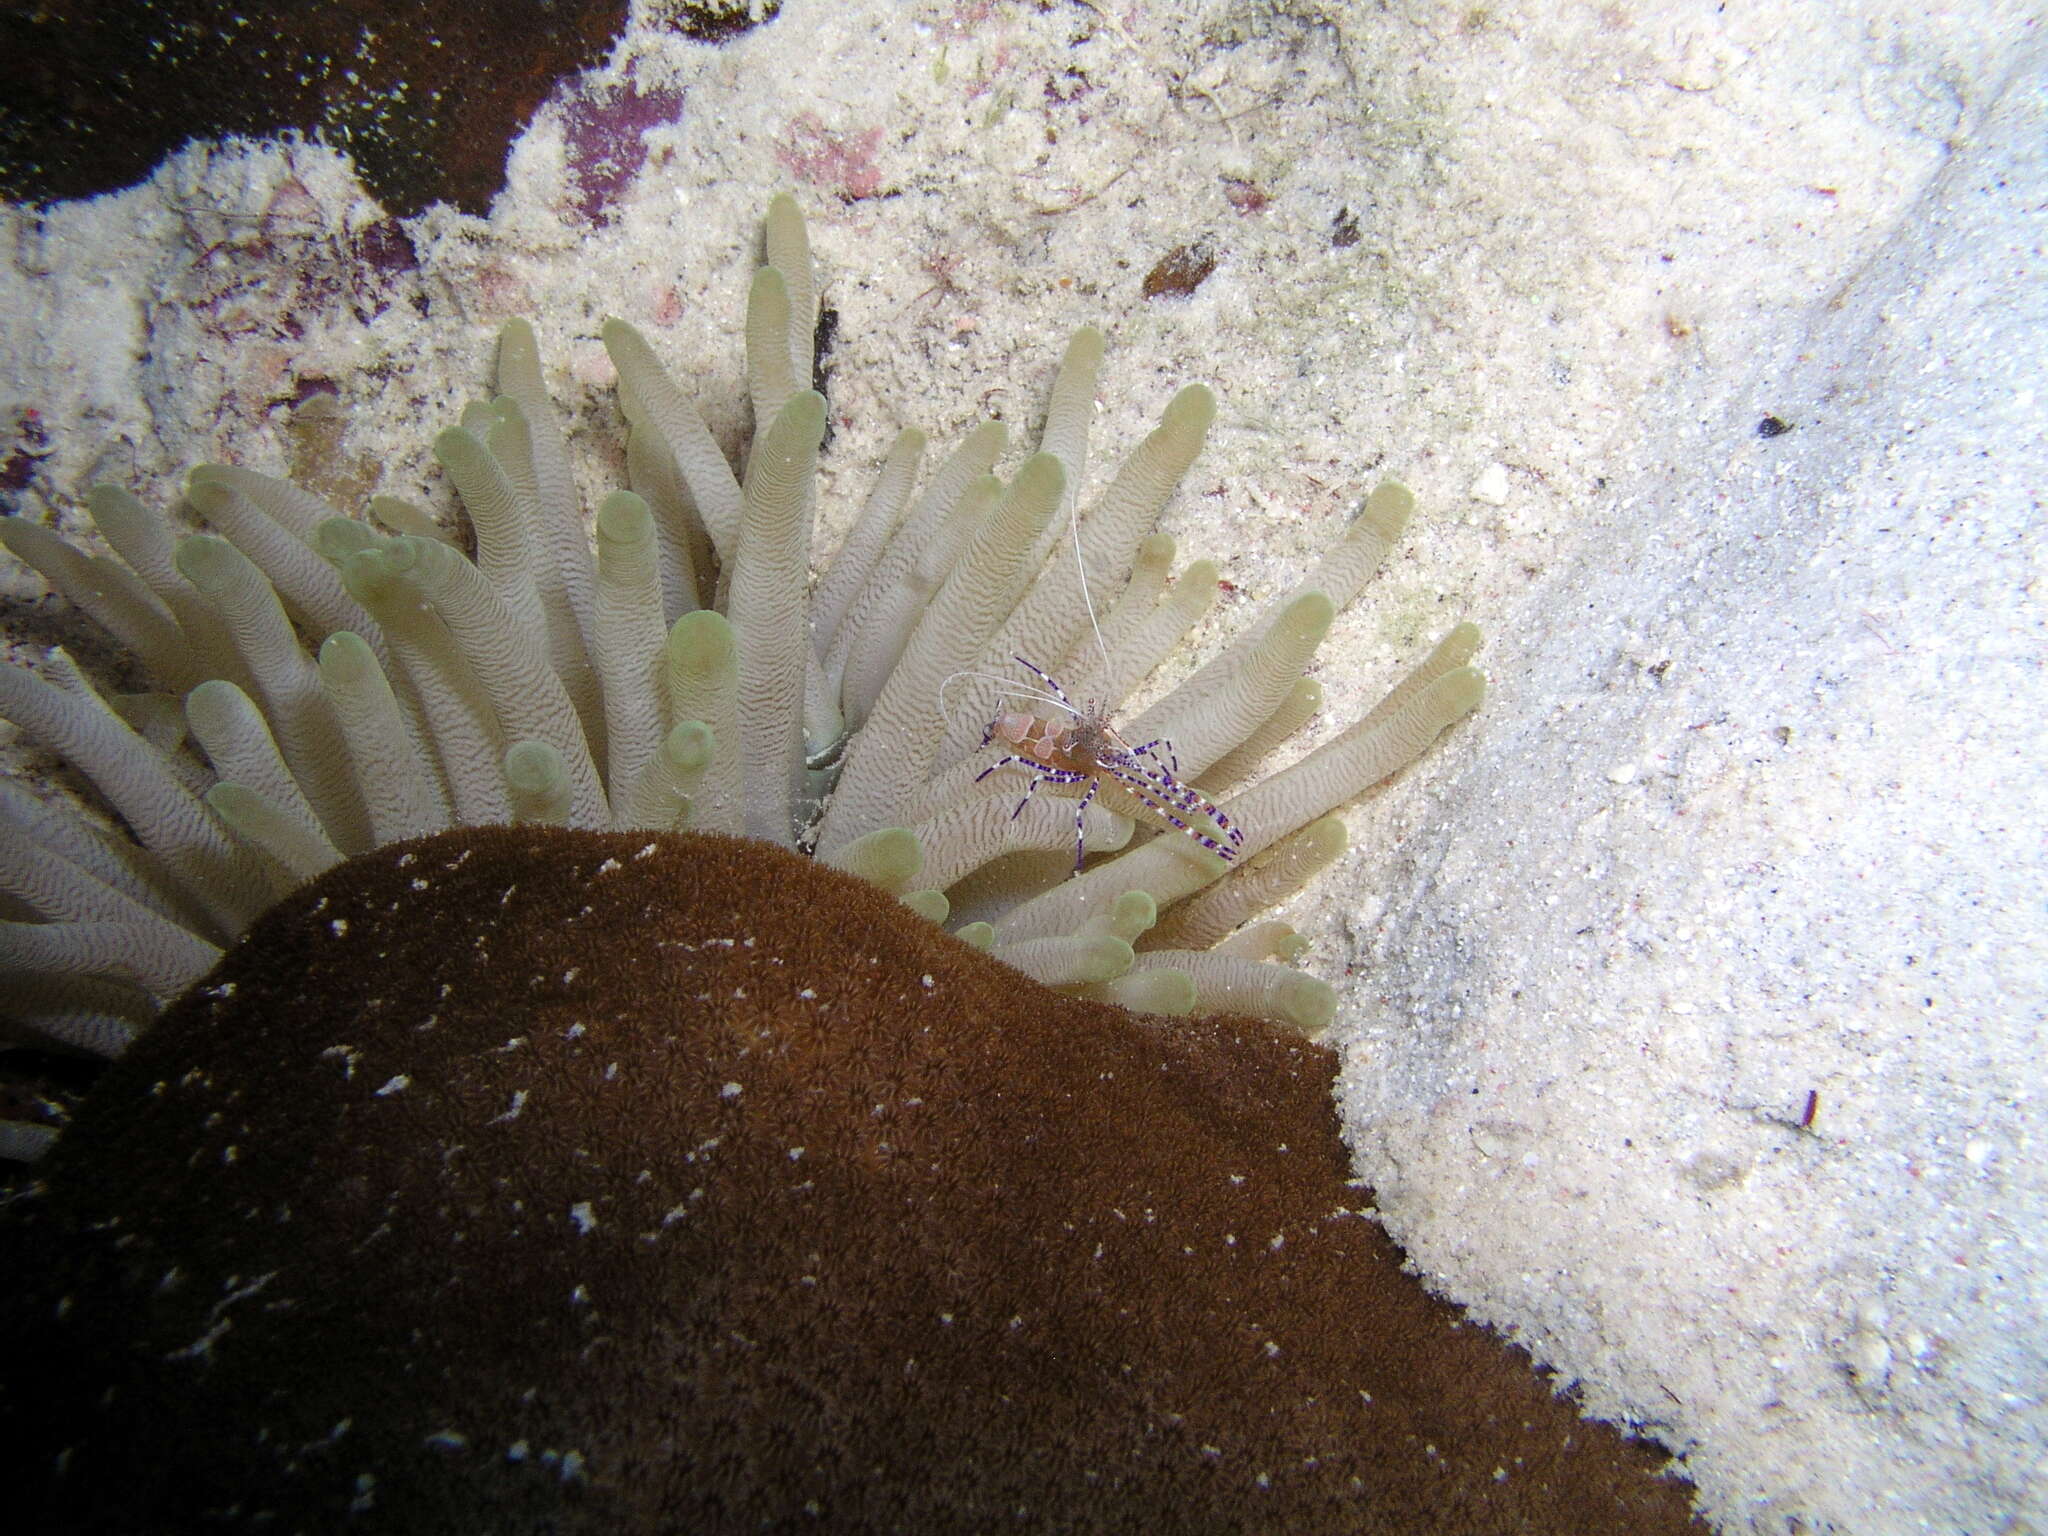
[560,73,687,225]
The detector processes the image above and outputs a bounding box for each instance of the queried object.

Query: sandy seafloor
[2,2,2044,1531]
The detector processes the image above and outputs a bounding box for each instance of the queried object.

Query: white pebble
[1470,463,1512,505]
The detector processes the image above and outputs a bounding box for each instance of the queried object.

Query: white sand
[2,2,2042,1530]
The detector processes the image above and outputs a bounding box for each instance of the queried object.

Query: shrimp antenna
[1068,479,1112,680]
[937,668,1079,726]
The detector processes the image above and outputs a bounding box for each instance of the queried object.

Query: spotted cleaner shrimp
[972,658,1244,872]
[948,457,1248,873]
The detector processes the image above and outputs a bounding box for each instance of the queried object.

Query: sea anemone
[0,193,1482,1159]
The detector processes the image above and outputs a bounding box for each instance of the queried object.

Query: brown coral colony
[2,827,1703,1531]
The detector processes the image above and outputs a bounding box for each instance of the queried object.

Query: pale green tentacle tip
[314,516,382,564]
[171,532,244,593]
[1161,380,1218,437]
[953,922,995,952]
[184,676,243,715]
[901,889,949,924]
[667,607,737,667]
[1296,812,1349,861]
[1363,478,1415,538]
[764,191,805,246]
[430,423,484,470]
[85,481,145,522]
[596,489,654,544]
[664,719,715,770]
[1111,889,1157,939]
[1073,933,1135,985]
[498,315,538,352]
[1277,588,1336,645]
[1102,968,1197,1016]
[1276,972,1339,1038]
[964,417,1009,457]
[765,387,828,442]
[202,780,263,826]
[749,262,790,312]
[366,495,440,540]
[204,781,335,879]
[1444,663,1488,716]
[491,391,529,427]
[823,825,924,893]
[1086,889,1156,943]
[378,532,432,577]
[316,629,377,674]
[337,545,390,605]
[505,740,565,787]
[1442,621,1485,660]
[505,740,572,825]
[1012,450,1067,503]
